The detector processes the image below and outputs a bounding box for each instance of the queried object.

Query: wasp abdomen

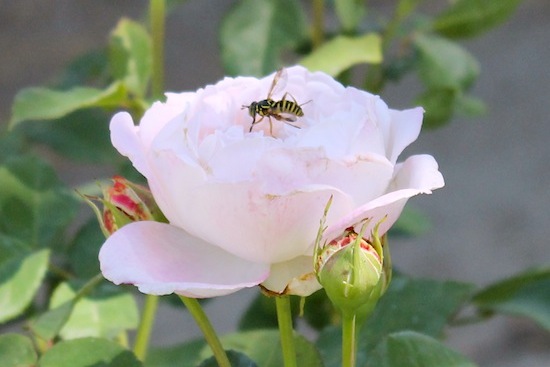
[276,99,304,117]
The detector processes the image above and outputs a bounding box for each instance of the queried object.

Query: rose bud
[86,176,165,236]
[315,220,390,318]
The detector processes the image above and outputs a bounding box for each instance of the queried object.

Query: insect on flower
[242,68,310,136]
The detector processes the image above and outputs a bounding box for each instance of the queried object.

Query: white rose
[99,65,444,298]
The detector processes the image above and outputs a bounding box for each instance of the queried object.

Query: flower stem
[275,295,297,367]
[149,0,165,100]
[178,296,231,367]
[342,312,357,367]
[133,294,159,360]
[311,0,325,49]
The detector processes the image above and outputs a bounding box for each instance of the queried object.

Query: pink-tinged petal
[139,92,195,147]
[176,183,354,264]
[390,154,445,193]
[110,112,149,177]
[254,147,393,206]
[99,221,270,298]
[323,154,443,242]
[386,107,423,164]
[323,189,419,244]
[262,256,321,296]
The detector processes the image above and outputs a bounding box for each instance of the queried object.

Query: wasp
[243,68,309,136]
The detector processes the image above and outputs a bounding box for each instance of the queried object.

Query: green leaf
[38,337,142,367]
[414,33,479,90]
[456,94,486,117]
[0,131,25,162]
[368,331,477,367]
[9,82,126,128]
[302,289,339,331]
[389,206,432,237]
[238,293,279,331]
[362,277,474,345]
[109,18,152,97]
[473,267,550,330]
[0,249,49,323]
[221,330,322,367]
[0,155,79,249]
[238,294,300,331]
[49,281,139,339]
[220,0,307,76]
[0,334,37,367]
[29,300,76,341]
[316,276,474,367]
[146,339,205,367]
[54,49,110,89]
[395,0,424,20]
[69,219,105,278]
[334,0,366,33]
[148,330,323,367]
[0,233,30,265]
[300,34,382,76]
[415,88,456,129]
[198,350,258,367]
[21,109,120,164]
[434,0,523,39]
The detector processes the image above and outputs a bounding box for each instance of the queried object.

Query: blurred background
[1,1,548,366]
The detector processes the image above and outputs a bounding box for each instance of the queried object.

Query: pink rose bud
[315,219,390,317]
[87,176,164,236]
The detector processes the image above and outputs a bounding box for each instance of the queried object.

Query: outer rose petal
[386,108,423,164]
[110,112,149,176]
[99,221,270,298]
[174,182,354,264]
[323,153,445,242]
[390,154,444,193]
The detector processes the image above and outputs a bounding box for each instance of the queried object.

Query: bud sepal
[82,176,166,237]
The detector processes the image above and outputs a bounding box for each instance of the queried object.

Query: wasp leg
[268,116,274,136]
[272,114,300,130]
[249,115,264,132]
[283,120,301,129]
[280,92,298,105]
[283,92,311,108]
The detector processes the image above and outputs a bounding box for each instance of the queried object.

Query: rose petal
[110,112,150,176]
[99,221,270,298]
[385,107,424,164]
[254,146,393,205]
[390,154,445,193]
[323,154,444,242]
[140,93,194,147]
[322,188,417,244]
[175,182,354,264]
[261,256,321,296]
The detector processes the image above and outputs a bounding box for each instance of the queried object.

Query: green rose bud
[315,222,388,317]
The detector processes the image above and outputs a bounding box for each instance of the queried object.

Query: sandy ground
[1,1,549,366]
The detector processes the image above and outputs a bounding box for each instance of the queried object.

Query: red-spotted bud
[314,198,391,318]
[84,176,165,236]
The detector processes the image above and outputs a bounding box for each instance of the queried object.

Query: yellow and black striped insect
[243,69,309,135]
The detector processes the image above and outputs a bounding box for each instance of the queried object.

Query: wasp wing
[273,112,298,122]
[266,68,288,99]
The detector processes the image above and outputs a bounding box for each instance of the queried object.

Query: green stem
[342,312,357,367]
[311,0,325,49]
[133,294,159,360]
[179,296,231,367]
[149,0,165,99]
[275,296,297,367]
